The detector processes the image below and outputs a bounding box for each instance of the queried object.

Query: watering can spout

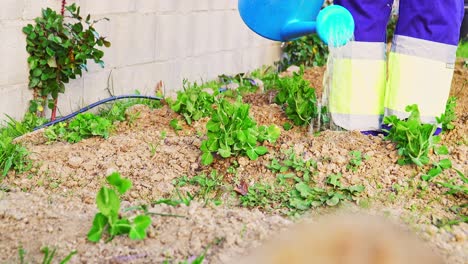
[238,0,355,47]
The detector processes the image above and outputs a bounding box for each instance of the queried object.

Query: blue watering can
[238,0,355,47]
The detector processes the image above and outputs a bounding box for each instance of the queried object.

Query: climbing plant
[22,3,110,120]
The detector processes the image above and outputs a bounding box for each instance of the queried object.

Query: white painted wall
[0,0,281,120]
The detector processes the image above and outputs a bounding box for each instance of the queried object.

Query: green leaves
[107,172,132,194]
[45,112,113,143]
[87,213,108,242]
[23,4,110,117]
[383,104,437,166]
[96,187,120,216]
[436,97,457,131]
[88,173,152,242]
[129,215,152,240]
[200,97,280,165]
[168,80,217,125]
[288,173,364,211]
[274,69,319,126]
[0,134,30,179]
[278,33,329,71]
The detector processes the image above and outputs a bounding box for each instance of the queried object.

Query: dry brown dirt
[0,64,466,264]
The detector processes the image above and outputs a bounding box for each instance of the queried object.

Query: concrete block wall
[0,0,281,121]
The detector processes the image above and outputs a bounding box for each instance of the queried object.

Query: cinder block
[0,21,29,86]
[191,13,212,56]
[57,78,84,115]
[192,0,210,12]
[0,0,24,20]
[80,0,136,16]
[135,0,160,13]
[209,0,228,10]
[103,13,157,67]
[22,0,72,19]
[112,62,173,96]
[82,69,113,103]
[0,84,30,121]
[155,14,191,60]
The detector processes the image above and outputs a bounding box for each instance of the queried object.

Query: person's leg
[329,0,394,131]
[385,0,464,128]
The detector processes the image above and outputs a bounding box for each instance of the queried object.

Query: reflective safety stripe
[331,41,387,60]
[331,113,383,131]
[391,35,458,63]
[385,52,454,124]
[328,57,386,131]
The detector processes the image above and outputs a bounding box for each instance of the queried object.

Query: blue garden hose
[33,95,163,131]
[33,78,259,131]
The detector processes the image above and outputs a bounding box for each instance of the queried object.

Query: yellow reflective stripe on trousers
[385,36,456,124]
[329,58,386,130]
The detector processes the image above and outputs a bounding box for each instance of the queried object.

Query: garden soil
[0,63,466,264]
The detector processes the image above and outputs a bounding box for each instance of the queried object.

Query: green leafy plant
[22,4,110,120]
[88,172,151,242]
[99,94,162,123]
[188,170,224,204]
[200,97,280,165]
[346,150,368,172]
[239,182,290,210]
[421,145,452,181]
[0,135,30,180]
[168,80,217,125]
[170,119,183,131]
[18,245,77,264]
[383,104,439,166]
[436,96,457,131]
[288,173,365,211]
[45,112,112,143]
[1,113,48,138]
[436,169,468,195]
[267,149,317,182]
[278,33,328,71]
[153,189,194,207]
[219,72,260,95]
[275,70,319,126]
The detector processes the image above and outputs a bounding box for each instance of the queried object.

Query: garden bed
[0,64,466,263]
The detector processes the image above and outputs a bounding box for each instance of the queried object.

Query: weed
[275,69,319,126]
[189,170,224,204]
[154,189,194,207]
[250,66,280,91]
[200,97,280,165]
[45,112,112,143]
[346,150,367,172]
[267,148,317,182]
[282,122,293,131]
[436,96,457,131]
[99,93,162,123]
[18,245,77,264]
[88,172,151,242]
[168,80,217,125]
[170,119,183,131]
[160,130,167,139]
[289,174,365,211]
[240,173,364,213]
[239,182,290,211]
[148,143,157,157]
[0,134,30,180]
